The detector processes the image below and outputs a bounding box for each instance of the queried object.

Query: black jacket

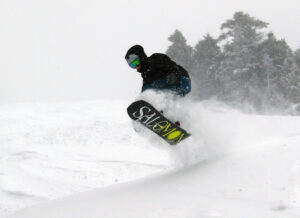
[125,45,190,88]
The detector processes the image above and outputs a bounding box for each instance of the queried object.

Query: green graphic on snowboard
[127,100,191,145]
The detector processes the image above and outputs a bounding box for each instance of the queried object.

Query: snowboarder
[125,45,191,96]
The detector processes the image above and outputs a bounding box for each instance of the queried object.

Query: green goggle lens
[126,54,141,69]
[129,58,140,69]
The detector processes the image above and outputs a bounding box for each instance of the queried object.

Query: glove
[166,73,179,86]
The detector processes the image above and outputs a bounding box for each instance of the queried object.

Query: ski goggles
[126,54,140,69]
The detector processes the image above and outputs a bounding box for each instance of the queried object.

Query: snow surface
[2,91,300,218]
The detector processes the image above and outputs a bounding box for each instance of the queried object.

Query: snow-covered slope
[0,98,171,217]
[2,92,300,218]
[9,140,300,218]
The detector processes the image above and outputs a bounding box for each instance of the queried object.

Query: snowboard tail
[127,100,191,145]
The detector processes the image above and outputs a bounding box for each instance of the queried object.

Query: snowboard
[127,100,191,145]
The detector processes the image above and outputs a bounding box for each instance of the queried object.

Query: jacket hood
[125,45,147,60]
[125,45,148,73]
[125,45,148,72]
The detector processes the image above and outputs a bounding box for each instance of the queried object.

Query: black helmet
[125,45,147,60]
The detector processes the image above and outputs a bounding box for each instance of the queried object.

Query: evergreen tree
[295,47,300,68]
[218,12,268,107]
[260,53,278,109]
[166,30,193,73]
[281,54,300,105]
[192,34,222,99]
[260,33,291,67]
[258,33,298,110]
[165,13,300,114]
[288,48,300,113]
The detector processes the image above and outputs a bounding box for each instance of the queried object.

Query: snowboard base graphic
[127,100,191,145]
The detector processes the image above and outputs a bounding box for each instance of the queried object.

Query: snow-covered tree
[192,34,222,99]
[258,33,299,110]
[166,30,193,73]
[281,55,300,105]
[295,47,300,68]
[218,12,268,106]
[260,53,279,110]
[165,12,300,114]
[260,33,291,67]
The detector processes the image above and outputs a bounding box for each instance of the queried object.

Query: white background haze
[1,0,300,103]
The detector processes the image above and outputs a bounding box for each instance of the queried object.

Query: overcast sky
[0,0,300,104]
